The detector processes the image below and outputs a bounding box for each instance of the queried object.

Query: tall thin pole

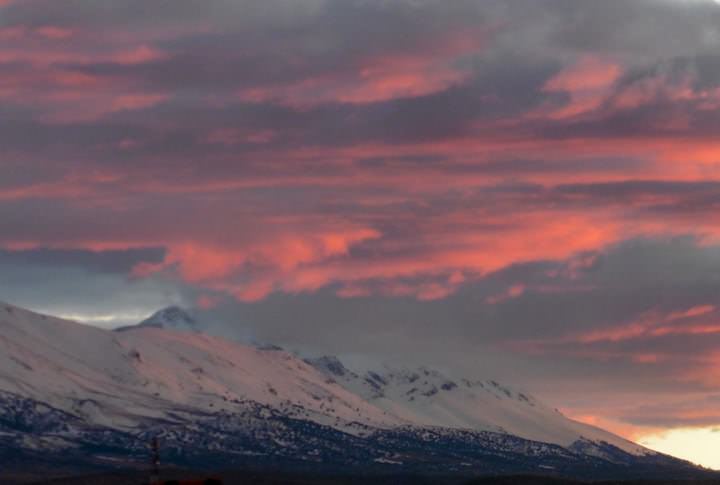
[150,436,160,484]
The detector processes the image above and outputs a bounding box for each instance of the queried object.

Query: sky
[2,0,720,469]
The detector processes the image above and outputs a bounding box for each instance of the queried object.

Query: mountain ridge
[0,301,708,480]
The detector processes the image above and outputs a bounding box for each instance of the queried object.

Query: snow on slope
[0,302,398,431]
[0,301,648,457]
[306,356,648,456]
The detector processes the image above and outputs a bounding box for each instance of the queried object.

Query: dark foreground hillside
[12,471,720,485]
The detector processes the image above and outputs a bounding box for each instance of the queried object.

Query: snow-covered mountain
[304,356,646,456]
[0,301,706,480]
[115,305,201,333]
[0,302,391,432]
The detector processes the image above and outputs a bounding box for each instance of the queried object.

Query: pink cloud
[196,294,221,310]
[130,228,382,301]
[3,10,720,307]
[34,26,74,40]
[555,305,720,345]
[539,56,622,119]
[486,284,526,304]
[111,45,167,64]
[238,29,481,106]
[205,128,276,146]
[110,93,168,111]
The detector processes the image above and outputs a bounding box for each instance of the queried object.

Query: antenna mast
[149,436,160,484]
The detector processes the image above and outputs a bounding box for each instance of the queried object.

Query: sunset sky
[2,0,720,468]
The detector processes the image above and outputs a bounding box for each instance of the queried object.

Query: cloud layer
[3,0,720,445]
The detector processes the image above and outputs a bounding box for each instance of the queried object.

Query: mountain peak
[141,305,197,330]
[115,305,200,332]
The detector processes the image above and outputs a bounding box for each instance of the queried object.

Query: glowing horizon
[640,427,720,470]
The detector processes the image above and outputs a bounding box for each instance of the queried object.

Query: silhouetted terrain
[9,471,720,485]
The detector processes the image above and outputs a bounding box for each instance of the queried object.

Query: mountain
[304,356,645,455]
[0,302,709,481]
[115,305,201,333]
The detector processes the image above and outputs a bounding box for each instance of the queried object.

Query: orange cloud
[566,411,663,443]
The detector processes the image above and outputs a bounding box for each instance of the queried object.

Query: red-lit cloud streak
[3,0,720,455]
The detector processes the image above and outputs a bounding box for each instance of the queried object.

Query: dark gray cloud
[0,247,164,273]
[199,238,720,397]
[2,1,720,170]
[3,0,720,435]
[0,261,191,328]
[620,395,720,428]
